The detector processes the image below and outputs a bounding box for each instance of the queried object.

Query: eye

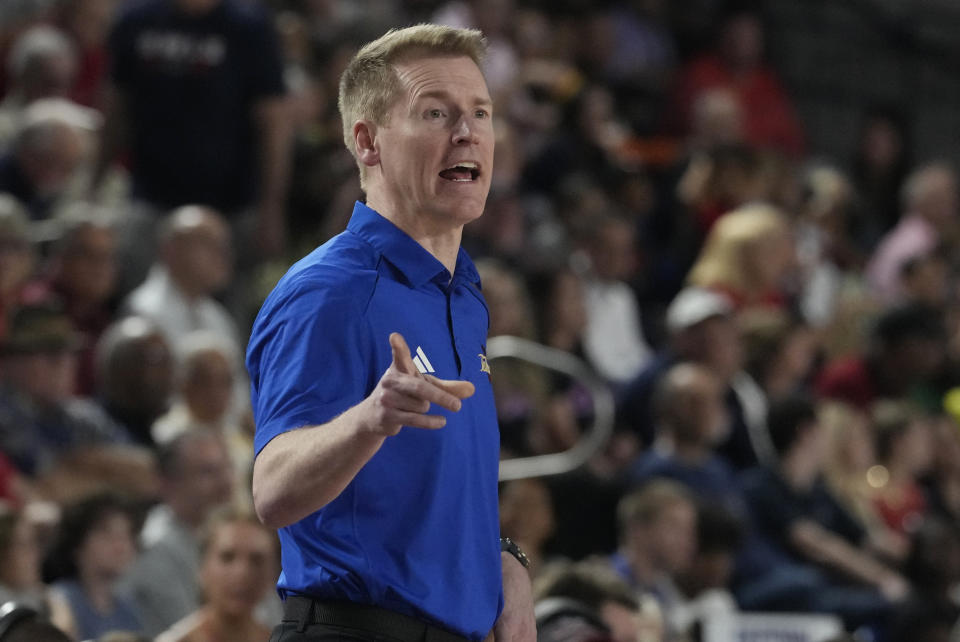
[427,109,444,119]
[474,109,489,119]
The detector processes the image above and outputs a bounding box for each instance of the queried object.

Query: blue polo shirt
[246,202,503,638]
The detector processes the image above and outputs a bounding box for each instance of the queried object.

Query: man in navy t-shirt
[95,0,289,256]
[246,25,535,642]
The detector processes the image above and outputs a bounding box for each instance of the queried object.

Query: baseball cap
[665,287,733,333]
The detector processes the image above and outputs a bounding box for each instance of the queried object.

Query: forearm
[252,404,386,529]
[791,521,893,587]
[494,551,536,642]
[252,332,473,529]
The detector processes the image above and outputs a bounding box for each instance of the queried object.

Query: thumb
[427,375,475,400]
[389,332,419,376]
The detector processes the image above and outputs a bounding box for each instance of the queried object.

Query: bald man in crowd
[122,205,238,353]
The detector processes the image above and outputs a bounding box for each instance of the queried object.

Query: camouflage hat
[0,304,83,356]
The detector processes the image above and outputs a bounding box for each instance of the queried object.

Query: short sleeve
[247,273,375,455]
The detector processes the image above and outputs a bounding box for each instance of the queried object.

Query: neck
[171,505,206,532]
[365,197,463,275]
[764,370,795,398]
[80,572,115,614]
[672,438,710,464]
[781,452,818,492]
[622,545,656,587]
[203,606,254,641]
[168,268,204,301]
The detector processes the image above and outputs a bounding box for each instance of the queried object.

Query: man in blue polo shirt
[246,25,535,642]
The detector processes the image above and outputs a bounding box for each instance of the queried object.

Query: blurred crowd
[0,0,959,640]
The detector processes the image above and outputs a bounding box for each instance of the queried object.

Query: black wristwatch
[500,537,530,569]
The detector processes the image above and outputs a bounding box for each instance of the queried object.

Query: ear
[353,120,380,168]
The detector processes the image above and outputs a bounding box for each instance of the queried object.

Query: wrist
[500,537,530,569]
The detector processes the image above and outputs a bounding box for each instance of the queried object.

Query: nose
[452,115,479,145]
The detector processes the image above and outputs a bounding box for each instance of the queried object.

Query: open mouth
[439,161,480,182]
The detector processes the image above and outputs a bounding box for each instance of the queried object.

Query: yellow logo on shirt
[479,353,491,375]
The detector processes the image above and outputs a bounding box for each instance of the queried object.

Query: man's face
[172,437,234,512]
[650,502,697,574]
[58,226,117,304]
[2,350,76,405]
[370,55,495,229]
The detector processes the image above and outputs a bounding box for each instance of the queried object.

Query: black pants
[268,621,404,642]
[270,597,471,642]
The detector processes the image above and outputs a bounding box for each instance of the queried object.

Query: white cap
[665,287,733,333]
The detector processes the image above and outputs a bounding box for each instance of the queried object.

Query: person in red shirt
[668,8,805,157]
[816,303,945,410]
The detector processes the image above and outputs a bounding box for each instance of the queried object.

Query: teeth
[450,161,478,170]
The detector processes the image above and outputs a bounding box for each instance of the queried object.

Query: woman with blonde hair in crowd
[821,401,909,563]
[686,202,795,311]
[870,401,934,538]
[156,508,277,642]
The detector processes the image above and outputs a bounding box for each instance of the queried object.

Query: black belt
[283,596,471,642]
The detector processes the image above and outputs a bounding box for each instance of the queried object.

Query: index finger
[389,332,420,377]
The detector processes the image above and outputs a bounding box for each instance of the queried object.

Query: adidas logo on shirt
[412,346,435,374]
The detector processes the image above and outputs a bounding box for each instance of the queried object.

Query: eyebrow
[415,89,493,108]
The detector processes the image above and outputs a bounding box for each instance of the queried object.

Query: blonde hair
[338,24,487,190]
[687,202,789,295]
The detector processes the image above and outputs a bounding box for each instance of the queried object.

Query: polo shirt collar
[346,201,480,289]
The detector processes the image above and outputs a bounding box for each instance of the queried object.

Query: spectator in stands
[619,287,765,469]
[850,106,911,247]
[499,478,555,578]
[815,303,945,410]
[45,492,143,640]
[0,504,48,612]
[0,26,77,146]
[123,206,239,354]
[741,396,908,613]
[821,401,909,564]
[96,316,174,446]
[867,163,958,303]
[889,518,960,642]
[156,508,277,642]
[870,401,933,537]
[22,210,118,396]
[55,0,117,109]
[795,165,865,326]
[474,260,550,455]
[0,195,35,342]
[582,215,653,385]
[676,143,767,236]
[0,98,99,220]
[671,504,740,638]
[686,202,795,311]
[121,431,235,638]
[534,268,588,358]
[628,363,741,516]
[667,7,805,156]
[0,305,150,488]
[151,332,251,484]
[608,480,697,637]
[93,0,292,261]
[897,248,949,308]
[740,310,817,404]
[534,559,660,642]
